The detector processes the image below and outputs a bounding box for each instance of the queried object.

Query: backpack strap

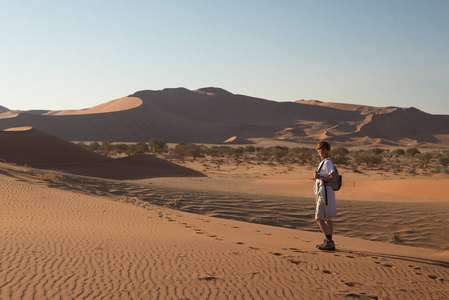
[317,159,328,206]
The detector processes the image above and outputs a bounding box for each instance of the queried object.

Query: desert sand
[1,125,449,298]
[1,163,449,299]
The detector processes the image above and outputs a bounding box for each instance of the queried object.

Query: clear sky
[1,0,448,114]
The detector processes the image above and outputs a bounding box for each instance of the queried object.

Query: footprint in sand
[287,259,302,265]
[343,281,361,287]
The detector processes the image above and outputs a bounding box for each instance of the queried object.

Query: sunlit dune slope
[0,88,448,147]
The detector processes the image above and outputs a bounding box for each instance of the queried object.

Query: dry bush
[37,171,65,183]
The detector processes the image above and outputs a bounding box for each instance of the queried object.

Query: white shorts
[315,193,327,220]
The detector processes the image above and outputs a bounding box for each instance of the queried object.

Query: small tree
[439,156,449,172]
[406,147,421,157]
[272,146,289,162]
[185,144,202,160]
[332,147,350,165]
[391,149,406,157]
[99,140,114,155]
[87,141,100,152]
[127,142,148,156]
[149,138,168,154]
[114,143,129,154]
[172,143,188,160]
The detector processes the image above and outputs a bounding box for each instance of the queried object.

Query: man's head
[316,140,331,151]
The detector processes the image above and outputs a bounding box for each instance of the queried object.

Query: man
[313,141,338,251]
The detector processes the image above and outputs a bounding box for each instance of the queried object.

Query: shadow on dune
[42,155,205,180]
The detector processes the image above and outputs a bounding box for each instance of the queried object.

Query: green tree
[406,147,421,157]
[244,145,256,154]
[114,143,129,154]
[87,141,100,152]
[391,149,406,157]
[439,156,449,172]
[418,152,433,169]
[127,142,148,156]
[272,146,289,162]
[185,144,202,160]
[354,153,383,168]
[149,138,168,154]
[99,140,114,155]
[331,147,350,164]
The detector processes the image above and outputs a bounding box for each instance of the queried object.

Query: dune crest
[0,88,448,147]
[4,126,33,131]
[44,96,142,116]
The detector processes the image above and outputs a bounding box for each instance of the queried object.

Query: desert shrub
[289,147,316,164]
[331,147,350,165]
[171,143,188,160]
[99,140,114,155]
[87,141,100,151]
[37,171,64,183]
[244,145,256,154]
[149,138,168,154]
[232,147,245,160]
[185,144,202,160]
[271,146,289,162]
[391,149,406,157]
[439,156,449,172]
[127,142,148,156]
[215,146,233,158]
[114,143,129,154]
[369,148,384,155]
[354,152,383,168]
[417,152,433,169]
[406,147,421,157]
[256,147,272,161]
[77,141,88,149]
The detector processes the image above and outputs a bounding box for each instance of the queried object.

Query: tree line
[78,139,449,173]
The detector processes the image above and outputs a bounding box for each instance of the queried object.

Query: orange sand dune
[44,96,142,115]
[1,87,447,146]
[1,166,448,299]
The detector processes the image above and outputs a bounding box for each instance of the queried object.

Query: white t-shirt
[314,158,337,218]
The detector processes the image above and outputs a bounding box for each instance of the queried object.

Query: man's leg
[316,219,335,251]
[316,219,332,235]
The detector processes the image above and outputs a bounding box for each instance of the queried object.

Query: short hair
[316,140,331,151]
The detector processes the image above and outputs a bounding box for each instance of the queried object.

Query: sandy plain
[1,156,449,299]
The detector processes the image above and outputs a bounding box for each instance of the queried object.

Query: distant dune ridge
[0,87,448,147]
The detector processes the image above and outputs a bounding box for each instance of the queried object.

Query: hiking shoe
[317,239,335,251]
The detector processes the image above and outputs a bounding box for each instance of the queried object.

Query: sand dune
[0,127,203,180]
[0,126,106,167]
[1,165,448,299]
[1,87,448,147]
[52,155,205,180]
[44,96,142,115]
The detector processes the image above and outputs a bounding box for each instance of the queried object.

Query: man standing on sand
[313,141,338,251]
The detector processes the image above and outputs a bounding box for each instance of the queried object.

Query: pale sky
[1,0,448,114]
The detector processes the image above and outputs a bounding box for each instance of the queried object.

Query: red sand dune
[44,96,142,115]
[0,127,204,180]
[0,88,448,147]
